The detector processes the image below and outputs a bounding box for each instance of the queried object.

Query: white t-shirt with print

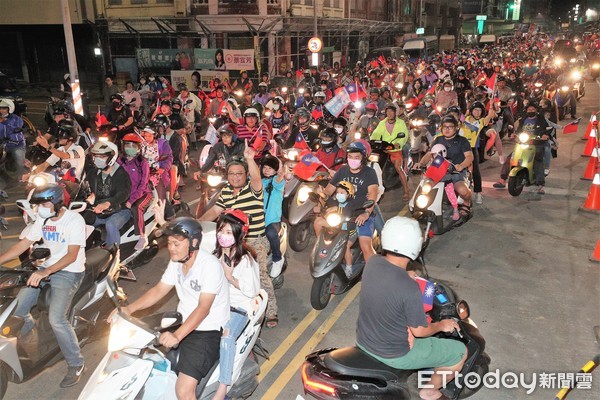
[46,144,86,180]
[25,209,86,273]
[229,254,261,314]
[161,248,230,331]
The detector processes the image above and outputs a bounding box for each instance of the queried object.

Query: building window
[219,0,257,3]
[192,0,209,4]
[403,0,411,15]
[108,0,122,5]
[156,0,174,3]
[131,0,148,4]
[351,0,365,10]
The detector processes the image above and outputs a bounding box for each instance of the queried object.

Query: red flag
[426,83,437,96]
[424,155,450,184]
[370,60,379,68]
[404,96,420,111]
[293,132,309,150]
[293,151,322,180]
[311,108,324,120]
[344,84,367,102]
[415,277,435,312]
[485,72,497,92]
[563,118,581,134]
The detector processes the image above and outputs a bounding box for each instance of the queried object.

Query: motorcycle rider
[268,96,291,135]
[435,79,458,110]
[85,141,132,246]
[314,140,379,276]
[236,108,269,158]
[315,127,345,173]
[453,68,472,114]
[115,217,230,400]
[368,88,386,113]
[121,81,142,119]
[28,122,86,182]
[356,216,466,400]
[284,107,320,149]
[106,93,134,140]
[0,98,26,182]
[200,141,279,328]
[555,67,578,119]
[178,83,203,150]
[370,104,410,200]
[200,125,245,174]
[356,103,380,137]
[0,184,88,388]
[416,115,473,217]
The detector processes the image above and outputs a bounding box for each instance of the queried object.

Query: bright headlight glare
[368,154,379,163]
[593,63,600,70]
[518,133,530,144]
[207,174,221,187]
[99,136,109,142]
[421,182,432,195]
[416,194,429,209]
[354,132,361,139]
[572,71,582,80]
[298,88,305,94]
[326,213,342,227]
[32,176,47,187]
[297,186,312,203]
[561,85,570,92]
[282,86,288,93]
[286,149,299,161]
[534,82,542,87]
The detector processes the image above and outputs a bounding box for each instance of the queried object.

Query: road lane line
[257,308,321,383]
[0,234,20,240]
[259,283,361,400]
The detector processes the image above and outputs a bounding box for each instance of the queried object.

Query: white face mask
[425,102,431,107]
[149,77,155,81]
[444,87,452,92]
[335,193,348,203]
[37,205,56,219]
[334,126,343,134]
[273,104,280,111]
[94,158,108,169]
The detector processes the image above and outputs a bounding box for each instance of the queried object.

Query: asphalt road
[1,82,599,400]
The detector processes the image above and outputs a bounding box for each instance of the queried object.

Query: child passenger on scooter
[260,154,286,279]
[212,209,261,400]
[332,181,358,278]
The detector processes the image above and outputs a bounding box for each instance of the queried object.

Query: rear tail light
[301,363,337,398]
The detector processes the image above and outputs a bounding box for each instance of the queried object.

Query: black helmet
[217,124,236,138]
[162,217,203,262]
[370,87,380,95]
[56,120,77,141]
[30,183,65,211]
[469,101,486,114]
[441,114,459,127]
[384,104,397,113]
[26,145,52,166]
[260,154,280,171]
[171,98,182,108]
[160,99,172,108]
[52,106,69,116]
[318,127,337,149]
[152,114,170,130]
[111,93,124,103]
[295,107,312,128]
[332,116,348,128]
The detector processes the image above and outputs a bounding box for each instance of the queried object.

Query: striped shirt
[216,181,265,238]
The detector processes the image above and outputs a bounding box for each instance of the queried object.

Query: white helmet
[90,141,119,168]
[314,91,326,98]
[381,216,423,260]
[430,144,447,158]
[0,98,15,114]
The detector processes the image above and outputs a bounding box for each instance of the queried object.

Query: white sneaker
[134,236,148,251]
[269,259,285,278]
[474,193,483,204]
[544,169,550,176]
[499,155,506,165]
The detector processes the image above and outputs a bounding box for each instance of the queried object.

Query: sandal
[458,204,471,217]
[266,316,278,328]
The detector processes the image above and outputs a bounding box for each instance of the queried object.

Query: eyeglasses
[441,125,456,130]
[227,172,246,177]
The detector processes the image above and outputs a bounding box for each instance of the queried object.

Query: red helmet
[122,133,144,144]
[221,209,250,237]
[365,103,378,112]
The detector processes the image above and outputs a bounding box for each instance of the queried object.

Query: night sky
[550,0,585,19]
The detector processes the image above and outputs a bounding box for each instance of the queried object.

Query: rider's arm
[0,238,34,265]
[365,184,378,215]
[173,292,216,341]
[458,150,474,170]
[42,244,80,276]
[244,142,262,193]
[125,281,173,314]
[410,320,458,337]
[104,169,132,209]
[199,204,224,222]
[199,146,218,174]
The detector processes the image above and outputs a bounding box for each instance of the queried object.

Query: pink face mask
[347,158,362,170]
[217,233,236,248]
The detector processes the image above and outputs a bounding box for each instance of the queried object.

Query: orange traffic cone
[582,128,597,157]
[579,173,600,214]
[591,240,600,263]
[582,148,599,180]
[583,114,596,140]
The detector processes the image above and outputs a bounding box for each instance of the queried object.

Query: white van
[478,34,497,47]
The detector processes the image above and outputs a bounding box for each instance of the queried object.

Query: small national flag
[344,83,367,102]
[311,108,324,120]
[293,151,322,180]
[293,132,309,150]
[415,277,435,312]
[485,72,497,92]
[325,88,351,117]
[95,112,109,128]
[426,83,437,96]
[405,96,420,111]
[424,155,450,184]
[563,118,581,134]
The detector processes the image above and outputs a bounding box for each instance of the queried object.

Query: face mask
[94,158,107,169]
[335,193,348,203]
[321,85,327,91]
[425,102,431,107]
[304,96,311,101]
[125,147,138,157]
[149,77,155,81]
[321,140,333,146]
[217,233,236,248]
[162,83,167,88]
[37,205,56,219]
[444,87,451,92]
[334,126,343,134]
[112,101,121,108]
[527,112,537,118]
[140,80,146,84]
[347,158,362,169]
[366,112,375,119]
[273,104,280,111]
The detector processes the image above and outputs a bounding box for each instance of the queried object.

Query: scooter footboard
[310,231,348,278]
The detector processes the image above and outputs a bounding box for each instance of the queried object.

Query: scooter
[0,245,126,399]
[408,118,429,165]
[369,132,407,190]
[194,166,227,219]
[507,132,544,197]
[308,199,377,310]
[77,289,268,400]
[554,85,573,121]
[300,281,490,400]
[409,163,472,235]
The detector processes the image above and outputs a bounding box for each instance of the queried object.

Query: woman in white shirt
[212,209,261,400]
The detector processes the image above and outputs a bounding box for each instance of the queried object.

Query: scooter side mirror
[160,312,183,330]
[274,135,284,145]
[333,157,344,167]
[30,247,51,260]
[396,132,406,139]
[68,201,87,213]
[456,300,470,320]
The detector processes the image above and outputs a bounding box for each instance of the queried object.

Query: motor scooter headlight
[518,133,530,144]
[534,82,542,88]
[326,213,342,227]
[416,194,429,209]
[354,131,361,140]
[281,86,288,93]
[207,173,221,187]
[285,149,299,161]
[560,85,570,92]
[368,154,379,163]
[571,71,582,80]
[298,88,305,94]
[421,181,433,195]
[297,186,312,203]
[32,175,48,187]
[593,63,600,70]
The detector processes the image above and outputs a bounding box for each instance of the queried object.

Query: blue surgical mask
[335,193,348,203]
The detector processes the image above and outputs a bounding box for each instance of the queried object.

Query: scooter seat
[323,347,412,382]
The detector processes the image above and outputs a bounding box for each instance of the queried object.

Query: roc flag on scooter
[293,151,323,180]
[415,277,435,312]
[293,132,309,150]
[562,118,581,134]
[424,155,450,184]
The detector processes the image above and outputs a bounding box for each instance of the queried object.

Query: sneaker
[134,236,148,251]
[493,180,506,189]
[452,209,460,221]
[474,193,483,204]
[269,258,285,278]
[60,364,86,388]
[544,169,550,176]
[499,155,506,165]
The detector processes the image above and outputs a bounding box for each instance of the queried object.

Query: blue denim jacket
[0,114,25,149]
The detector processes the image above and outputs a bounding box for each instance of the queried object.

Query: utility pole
[420,0,424,28]
[61,0,84,116]
[314,0,318,38]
